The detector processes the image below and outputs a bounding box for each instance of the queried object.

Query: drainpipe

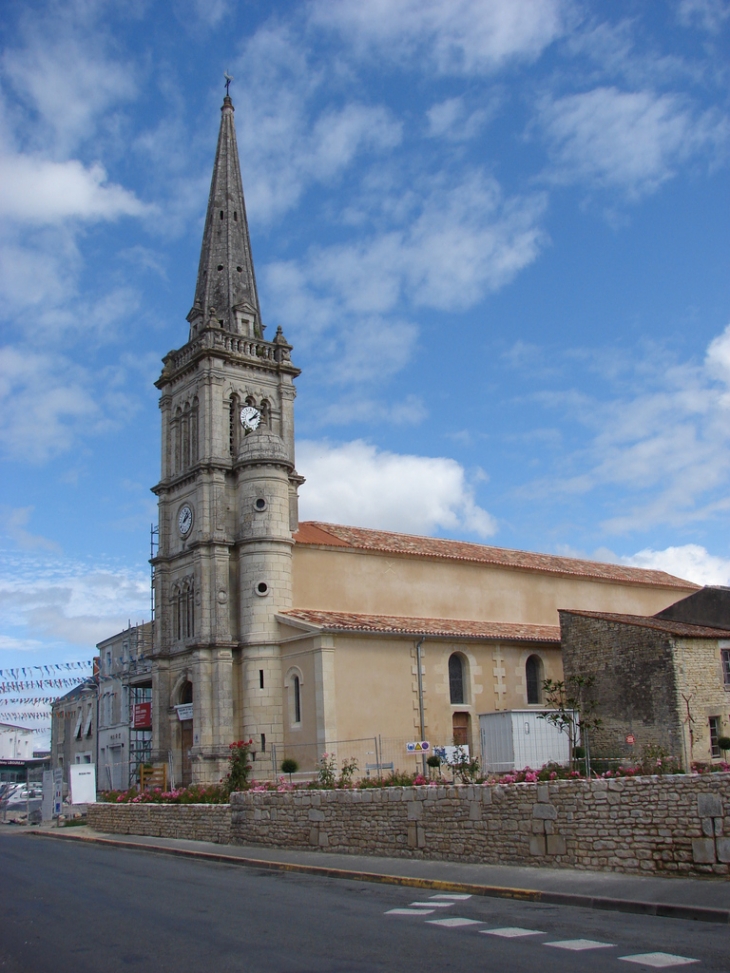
[415,638,427,777]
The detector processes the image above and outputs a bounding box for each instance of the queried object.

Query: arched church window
[173,407,182,475]
[229,394,239,455]
[181,680,193,704]
[449,653,465,705]
[293,674,301,724]
[526,655,543,705]
[190,397,199,464]
[182,403,191,470]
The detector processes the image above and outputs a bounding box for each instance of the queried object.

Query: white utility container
[479,710,574,773]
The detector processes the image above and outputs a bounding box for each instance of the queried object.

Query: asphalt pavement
[1,829,728,973]
[24,823,730,924]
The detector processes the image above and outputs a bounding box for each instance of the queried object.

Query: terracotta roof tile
[560,609,730,639]
[293,522,697,590]
[280,609,560,643]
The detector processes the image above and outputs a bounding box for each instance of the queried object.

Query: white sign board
[69,764,96,804]
[54,768,63,816]
[406,741,430,753]
[434,745,469,765]
[42,770,54,821]
[175,703,193,721]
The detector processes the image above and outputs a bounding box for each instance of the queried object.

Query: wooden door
[452,712,469,747]
[181,721,193,786]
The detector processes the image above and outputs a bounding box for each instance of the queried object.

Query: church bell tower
[151,90,302,785]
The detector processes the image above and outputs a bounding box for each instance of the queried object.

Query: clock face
[178,504,193,536]
[240,405,261,432]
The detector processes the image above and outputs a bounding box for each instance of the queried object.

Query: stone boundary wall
[88,802,231,844]
[90,774,730,876]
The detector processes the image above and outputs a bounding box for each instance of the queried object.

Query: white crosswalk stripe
[481,927,545,938]
[619,953,698,968]
[545,939,615,951]
[429,893,473,900]
[385,908,435,916]
[426,917,482,928]
[410,900,453,907]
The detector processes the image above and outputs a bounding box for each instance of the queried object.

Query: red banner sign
[132,702,152,729]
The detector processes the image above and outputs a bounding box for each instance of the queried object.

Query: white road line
[545,939,615,951]
[385,908,436,916]
[410,901,453,908]
[426,917,482,928]
[619,954,699,968]
[481,927,546,938]
[429,894,473,900]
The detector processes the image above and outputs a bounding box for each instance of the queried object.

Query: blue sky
[1,0,729,739]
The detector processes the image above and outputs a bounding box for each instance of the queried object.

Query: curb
[29,830,730,925]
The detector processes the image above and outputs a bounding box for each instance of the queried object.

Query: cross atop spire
[187,91,262,339]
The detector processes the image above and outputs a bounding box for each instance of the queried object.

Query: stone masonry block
[547,835,567,856]
[716,838,730,864]
[533,804,558,820]
[536,785,550,803]
[407,801,422,821]
[692,838,717,864]
[469,802,482,821]
[702,818,715,837]
[530,835,546,856]
[698,794,723,818]
[308,809,325,822]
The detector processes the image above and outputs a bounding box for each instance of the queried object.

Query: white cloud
[538,87,727,198]
[298,439,496,538]
[0,551,149,651]
[529,323,730,533]
[426,96,496,141]
[1,6,137,156]
[233,26,402,224]
[0,154,149,224]
[677,0,730,32]
[309,0,568,75]
[0,507,60,553]
[623,545,730,586]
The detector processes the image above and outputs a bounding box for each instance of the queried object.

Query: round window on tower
[254,497,267,512]
[255,581,269,597]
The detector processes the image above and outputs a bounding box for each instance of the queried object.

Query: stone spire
[187,94,262,338]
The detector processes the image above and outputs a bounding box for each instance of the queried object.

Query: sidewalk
[26,824,730,924]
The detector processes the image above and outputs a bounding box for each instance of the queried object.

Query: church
[150,93,697,786]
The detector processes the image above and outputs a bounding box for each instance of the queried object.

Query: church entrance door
[181,721,193,785]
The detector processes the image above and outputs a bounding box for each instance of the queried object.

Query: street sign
[406,741,430,753]
[625,734,635,745]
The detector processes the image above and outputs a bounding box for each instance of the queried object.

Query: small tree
[281,758,299,782]
[225,739,253,795]
[718,736,730,760]
[426,754,442,778]
[539,675,602,776]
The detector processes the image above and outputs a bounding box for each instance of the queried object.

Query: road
[0,831,728,973]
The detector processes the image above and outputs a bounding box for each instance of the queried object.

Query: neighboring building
[149,92,698,785]
[560,586,730,768]
[0,722,35,760]
[50,678,98,788]
[97,623,153,791]
[0,726,51,785]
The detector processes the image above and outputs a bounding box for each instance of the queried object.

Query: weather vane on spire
[224,71,233,96]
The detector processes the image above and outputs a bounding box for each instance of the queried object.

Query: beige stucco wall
[292,546,693,626]
[272,632,563,775]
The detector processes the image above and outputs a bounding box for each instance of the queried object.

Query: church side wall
[292,547,695,626]
[89,773,730,876]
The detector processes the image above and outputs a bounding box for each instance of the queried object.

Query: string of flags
[0,698,55,706]
[1,711,51,720]
[0,677,90,693]
[0,661,92,679]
